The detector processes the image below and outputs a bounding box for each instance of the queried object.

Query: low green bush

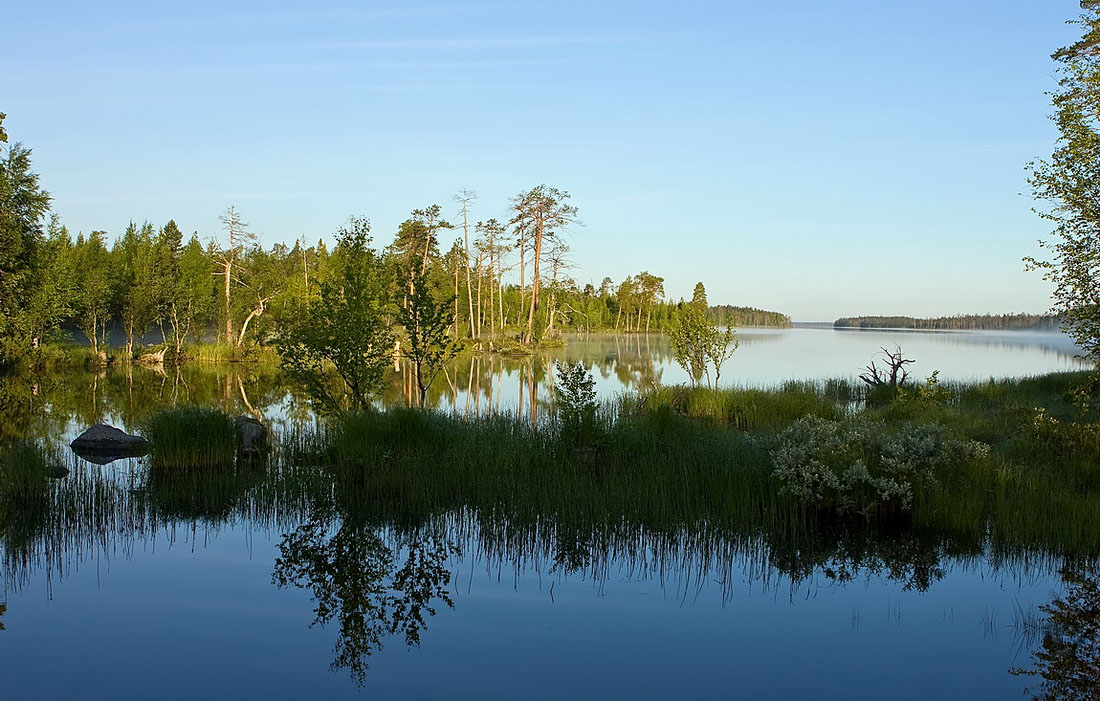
[772,416,989,518]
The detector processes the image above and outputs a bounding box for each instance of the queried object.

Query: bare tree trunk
[223,257,233,344]
[525,218,543,344]
[453,262,460,337]
[518,229,526,326]
[237,297,269,347]
[416,360,427,408]
[488,247,496,337]
[457,191,477,338]
[476,253,483,339]
[89,310,99,358]
[498,262,505,334]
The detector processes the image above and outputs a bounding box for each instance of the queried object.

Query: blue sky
[2,1,1082,320]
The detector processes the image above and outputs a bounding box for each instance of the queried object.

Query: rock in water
[70,424,150,464]
[234,416,268,456]
[46,464,70,479]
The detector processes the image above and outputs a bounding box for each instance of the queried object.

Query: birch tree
[1026,1,1100,362]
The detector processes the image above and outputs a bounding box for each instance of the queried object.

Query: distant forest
[709,305,791,328]
[833,314,1059,331]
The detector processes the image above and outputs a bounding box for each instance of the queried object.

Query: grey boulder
[234,416,269,456]
[70,424,150,464]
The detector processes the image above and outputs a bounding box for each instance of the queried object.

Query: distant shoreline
[827,314,1059,332]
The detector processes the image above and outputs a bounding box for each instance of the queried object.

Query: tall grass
[142,406,237,469]
[5,372,1100,598]
[187,343,280,364]
[622,383,843,430]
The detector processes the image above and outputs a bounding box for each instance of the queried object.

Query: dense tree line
[708,305,791,328]
[0,114,790,370]
[832,314,1060,331]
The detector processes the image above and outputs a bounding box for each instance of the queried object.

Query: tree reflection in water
[272,519,456,685]
[1013,566,1100,700]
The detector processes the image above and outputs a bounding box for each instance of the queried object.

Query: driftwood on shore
[137,347,168,366]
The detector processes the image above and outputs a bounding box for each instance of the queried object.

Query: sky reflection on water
[0,328,1094,698]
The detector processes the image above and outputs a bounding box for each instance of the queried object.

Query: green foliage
[896,371,952,407]
[708,304,791,328]
[772,417,989,517]
[279,218,395,415]
[71,231,112,357]
[667,302,739,388]
[175,235,217,346]
[691,281,708,308]
[1025,2,1100,363]
[554,361,600,446]
[1029,406,1100,455]
[668,303,708,386]
[388,205,452,275]
[397,266,461,407]
[0,130,51,367]
[0,125,794,362]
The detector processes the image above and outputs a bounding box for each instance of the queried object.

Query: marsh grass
[0,441,51,516]
[142,406,237,470]
[6,372,1100,596]
[187,343,279,364]
[293,405,796,539]
[624,383,844,430]
[261,373,1100,559]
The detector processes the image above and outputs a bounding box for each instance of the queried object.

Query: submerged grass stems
[0,441,52,537]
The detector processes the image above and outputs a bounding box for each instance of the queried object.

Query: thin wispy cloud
[221,56,585,74]
[284,34,655,51]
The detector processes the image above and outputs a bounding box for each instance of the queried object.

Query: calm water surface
[0,328,1093,699]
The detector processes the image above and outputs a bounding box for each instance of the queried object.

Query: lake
[0,328,1093,699]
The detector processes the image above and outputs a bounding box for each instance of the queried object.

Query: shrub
[554,362,601,446]
[1029,407,1100,455]
[771,417,988,517]
[896,370,952,406]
